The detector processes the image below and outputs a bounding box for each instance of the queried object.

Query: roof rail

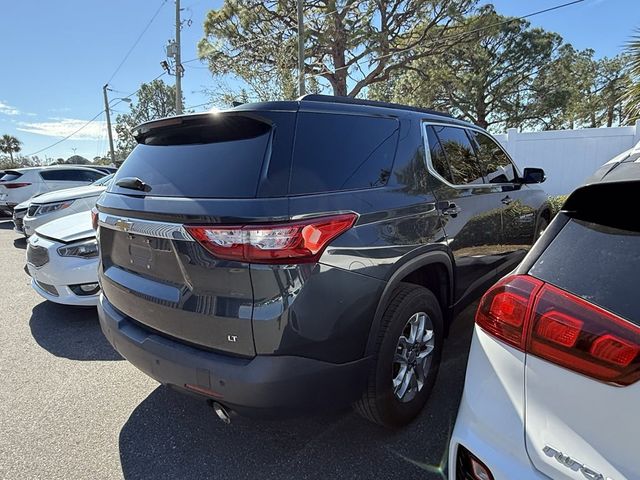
[298,94,453,118]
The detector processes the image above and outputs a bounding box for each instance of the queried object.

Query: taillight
[3,182,31,189]
[476,275,640,386]
[184,213,357,264]
[91,208,98,231]
[475,275,543,350]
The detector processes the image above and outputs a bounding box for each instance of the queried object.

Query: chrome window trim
[421,121,521,190]
[98,213,195,241]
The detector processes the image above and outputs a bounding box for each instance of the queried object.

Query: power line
[24,72,168,157]
[24,110,105,157]
[185,100,215,110]
[106,0,169,84]
[24,0,585,157]
[303,0,586,81]
[111,71,168,110]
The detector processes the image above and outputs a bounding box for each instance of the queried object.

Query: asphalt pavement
[0,217,476,480]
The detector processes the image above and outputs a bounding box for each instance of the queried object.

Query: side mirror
[522,167,546,184]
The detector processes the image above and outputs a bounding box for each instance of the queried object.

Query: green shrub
[549,195,569,217]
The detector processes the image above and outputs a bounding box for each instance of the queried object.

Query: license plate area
[106,230,182,284]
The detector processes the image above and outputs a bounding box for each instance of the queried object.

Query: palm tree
[624,30,640,122]
[0,134,22,163]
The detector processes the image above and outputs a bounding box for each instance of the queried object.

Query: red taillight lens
[476,275,640,386]
[3,182,31,189]
[475,275,543,350]
[534,310,583,348]
[590,335,639,367]
[185,213,357,264]
[91,208,98,231]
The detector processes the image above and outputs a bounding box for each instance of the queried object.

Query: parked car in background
[449,155,639,479]
[0,166,106,214]
[26,211,99,306]
[95,95,550,427]
[12,198,33,235]
[22,173,113,237]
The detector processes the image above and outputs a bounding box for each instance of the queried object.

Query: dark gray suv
[95,95,550,427]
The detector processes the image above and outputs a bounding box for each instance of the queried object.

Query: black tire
[354,283,444,428]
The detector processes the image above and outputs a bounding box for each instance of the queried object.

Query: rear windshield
[529,217,640,324]
[0,171,23,182]
[289,113,399,194]
[112,115,272,198]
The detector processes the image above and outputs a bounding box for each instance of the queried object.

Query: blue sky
[0,0,637,161]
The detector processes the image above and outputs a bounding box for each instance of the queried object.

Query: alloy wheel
[392,311,435,403]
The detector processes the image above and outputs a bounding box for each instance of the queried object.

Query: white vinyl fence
[494,120,640,196]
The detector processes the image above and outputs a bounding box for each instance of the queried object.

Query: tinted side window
[40,169,73,181]
[41,169,102,182]
[425,126,454,184]
[469,131,516,183]
[530,218,640,324]
[0,171,23,182]
[290,113,399,194]
[76,170,104,182]
[432,126,484,185]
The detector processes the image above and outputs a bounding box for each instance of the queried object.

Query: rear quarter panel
[525,357,639,480]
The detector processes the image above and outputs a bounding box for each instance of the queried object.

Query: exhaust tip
[212,402,232,424]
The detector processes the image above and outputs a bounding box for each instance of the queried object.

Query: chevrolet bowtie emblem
[114,219,133,232]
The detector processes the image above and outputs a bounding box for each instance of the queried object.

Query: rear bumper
[98,295,372,416]
[449,327,547,480]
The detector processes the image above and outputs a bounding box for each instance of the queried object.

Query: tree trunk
[607,105,614,127]
[9,151,13,163]
[590,112,596,128]
[328,1,348,96]
[476,98,488,129]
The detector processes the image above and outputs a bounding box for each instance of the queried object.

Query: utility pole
[296,0,305,97]
[102,84,115,163]
[175,0,183,114]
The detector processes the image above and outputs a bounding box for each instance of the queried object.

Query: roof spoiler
[563,179,639,230]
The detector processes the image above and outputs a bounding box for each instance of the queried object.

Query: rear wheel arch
[365,250,454,356]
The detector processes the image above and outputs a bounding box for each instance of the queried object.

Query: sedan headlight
[34,200,75,216]
[57,238,98,258]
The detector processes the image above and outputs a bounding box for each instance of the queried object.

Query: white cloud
[17,117,109,141]
[0,100,20,116]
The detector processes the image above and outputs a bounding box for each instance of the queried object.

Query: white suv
[449,160,639,479]
[0,166,106,213]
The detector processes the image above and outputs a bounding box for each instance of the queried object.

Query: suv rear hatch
[524,178,640,480]
[0,170,29,203]
[98,109,296,357]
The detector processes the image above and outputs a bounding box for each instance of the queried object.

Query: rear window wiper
[115,176,151,193]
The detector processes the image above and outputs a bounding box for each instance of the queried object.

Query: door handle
[501,195,513,205]
[438,201,462,217]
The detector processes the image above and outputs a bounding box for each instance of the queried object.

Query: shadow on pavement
[29,301,122,361]
[118,305,477,480]
[14,237,26,250]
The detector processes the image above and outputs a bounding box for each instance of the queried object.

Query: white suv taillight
[476,274,640,386]
[184,213,357,264]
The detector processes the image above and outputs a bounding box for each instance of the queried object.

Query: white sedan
[22,174,112,237]
[26,211,99,306]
